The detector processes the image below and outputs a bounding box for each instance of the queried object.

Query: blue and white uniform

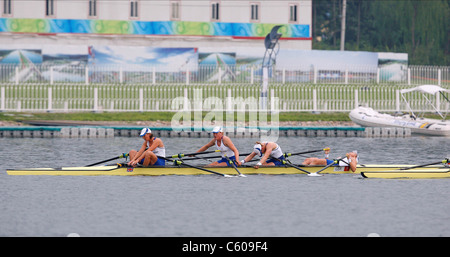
[139,137,166,166]
[254,143,285,166]
[325,151,358,169]
[215,138,236,167]
[325,156,357,167]
[211,126,236,167]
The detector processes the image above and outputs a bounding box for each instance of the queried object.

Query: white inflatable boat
[349,85,450,137]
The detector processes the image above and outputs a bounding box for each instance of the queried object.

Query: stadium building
[0,0,312,49]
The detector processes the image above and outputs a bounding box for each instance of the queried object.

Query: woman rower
[127,128,166,167]
[241,141,285,169]
[195,126,241,167]
[302,151,358,172]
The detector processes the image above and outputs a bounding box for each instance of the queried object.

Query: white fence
[1,84,448,113]
[0,64,449,86]
[1,64,448,113]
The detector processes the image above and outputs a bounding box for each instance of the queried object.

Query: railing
[0,63,448,113]
[0,64,449,86]
[1,84,448,113]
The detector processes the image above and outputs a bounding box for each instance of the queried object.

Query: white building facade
[0,0,312,49]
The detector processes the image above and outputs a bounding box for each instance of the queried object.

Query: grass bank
[0,111,352,123]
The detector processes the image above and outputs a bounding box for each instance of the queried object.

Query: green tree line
[312,0,449,65]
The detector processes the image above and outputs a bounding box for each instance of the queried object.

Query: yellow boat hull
[5,164,444,176]
[361,169,450,179]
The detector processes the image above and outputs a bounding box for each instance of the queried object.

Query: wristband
[257,162,262,166]
[241,160,245,164]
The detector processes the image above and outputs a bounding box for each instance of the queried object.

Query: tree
[312,0,449,65]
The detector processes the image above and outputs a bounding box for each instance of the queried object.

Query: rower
[241,141,286,169]
[195,126,241,167]
[302,150,358,172]
[127,128,166,167]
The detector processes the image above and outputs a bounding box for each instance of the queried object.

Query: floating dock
[0,126,411,138]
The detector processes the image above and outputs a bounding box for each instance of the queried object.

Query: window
[130,0,139,18]
[171,1,180,20]
[89,0,97,17]
[250,3,260,22]
[289,4,298,22]
[46,0,55,17]
[3,0,12,16]
[211,1,220,21]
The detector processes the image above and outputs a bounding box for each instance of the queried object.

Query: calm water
[0,136,449,237]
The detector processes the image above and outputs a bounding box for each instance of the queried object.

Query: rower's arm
[223,137,239,162]
[147,138,162,152]
[132,142,147,161]
[196,139,215,153]
[349,157,357,172]
[243,152,256,163]
[260,149,272,164]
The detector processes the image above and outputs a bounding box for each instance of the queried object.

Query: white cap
[253,143,262,157]
[212,126,223,133]
[139,128,152,137]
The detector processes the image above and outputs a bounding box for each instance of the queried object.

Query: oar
[170,150,221,159]
[400,158,449,170]
[272,157,312,175]
[85,153,129,167]
[170,151,254,160]
[174,149,250,177]
[283,147,330,158]
[308,156,346,177]
[167,154,224,161]
[224,154,246,177]
[160,156,234,177]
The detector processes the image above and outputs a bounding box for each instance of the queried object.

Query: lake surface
[0,136,449,237]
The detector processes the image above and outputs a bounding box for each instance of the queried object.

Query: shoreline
[0,120,416,138]
[0,120,358,128]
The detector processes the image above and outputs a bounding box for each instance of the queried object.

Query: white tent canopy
[399,85,449,120]
[400,85,450,95]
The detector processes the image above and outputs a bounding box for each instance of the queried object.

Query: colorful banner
[0,44,408,83]
[88,46,198,72]
[0,18,310,38]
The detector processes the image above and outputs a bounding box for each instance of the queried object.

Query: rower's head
[139,128,152,140]
[211,126,223,139]
[347,151,358,158]
[253,143,263,157]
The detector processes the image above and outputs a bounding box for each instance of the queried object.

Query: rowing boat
[361,169,450,179]
[5,164,443,176]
